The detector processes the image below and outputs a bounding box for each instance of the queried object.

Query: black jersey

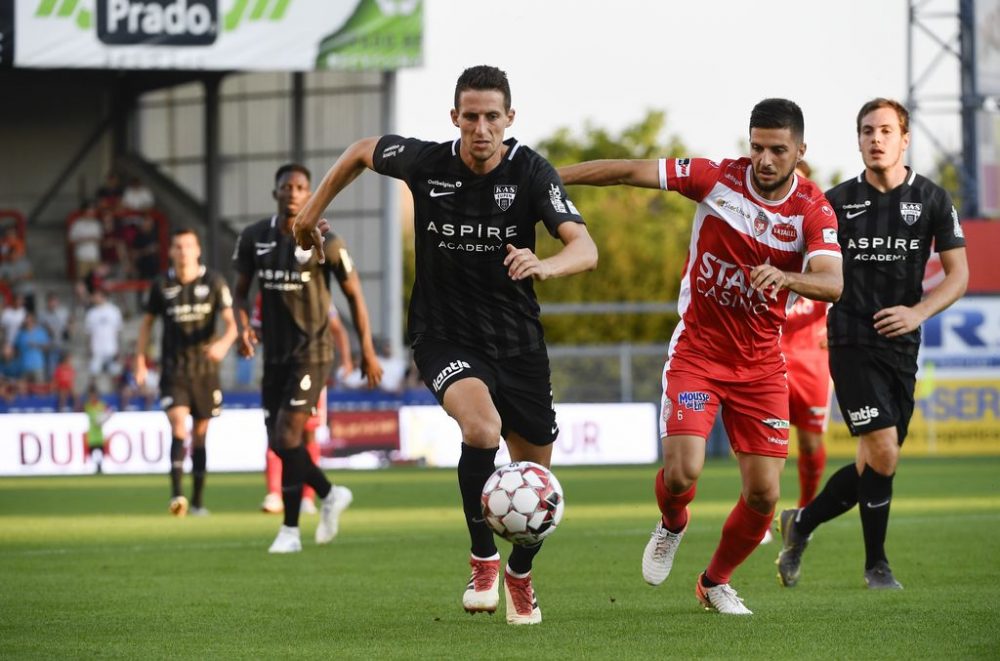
[232,215,353,365]
[144,265,232,376]
[826,168,966,355]
[373,135,586,358]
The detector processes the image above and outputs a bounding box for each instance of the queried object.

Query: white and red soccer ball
[481,461,565,545]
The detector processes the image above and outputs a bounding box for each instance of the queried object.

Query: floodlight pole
[203,73,222,268]
[381,70,404,359]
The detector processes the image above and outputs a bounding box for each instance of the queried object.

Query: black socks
[458,443,499,558]
[859,465,894,570]
[796,463,860,537]
[169,436,185,498]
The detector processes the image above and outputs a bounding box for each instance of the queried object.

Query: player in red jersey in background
[560,99,843,614]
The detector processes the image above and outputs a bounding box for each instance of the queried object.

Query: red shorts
[659,365,790,458]
[785,350,832,434]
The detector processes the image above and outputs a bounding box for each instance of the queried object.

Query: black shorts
[160,371,222,420]
[261,361,332,424]
[413,340,557,446]
[829,344,917,444]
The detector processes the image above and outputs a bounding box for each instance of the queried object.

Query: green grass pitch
[1,457,998,659]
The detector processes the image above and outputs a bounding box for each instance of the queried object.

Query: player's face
[749,127,805,198]
[169,233,201,270]
[451,89,514,172]
[859,107,910,173]
[274,171,311,218]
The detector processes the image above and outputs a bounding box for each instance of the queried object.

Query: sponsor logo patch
[432,360,471,392]
[771,223,798,242]
[822,228,838,243]
[548,184,567,213]
[848,405,880,426]
[678,391,710,411]
[762,418,790,430]
[676,158,691,178]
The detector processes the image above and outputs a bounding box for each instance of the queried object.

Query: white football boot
[268,525,302,554]
[642,514,687,586]
[462,555,501,614]
[316,486,353,544]
[695,573,753,615]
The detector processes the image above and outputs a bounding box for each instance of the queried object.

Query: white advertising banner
[13,0,422,71]
[0,409,267,476]
[398,403,660,468]
[919,296,1000,376]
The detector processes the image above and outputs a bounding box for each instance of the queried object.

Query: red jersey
[781,297,829,354]
[661,157,840,380]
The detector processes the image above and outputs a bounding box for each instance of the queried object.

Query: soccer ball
[481,461,565,545]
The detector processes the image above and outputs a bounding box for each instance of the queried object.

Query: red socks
[265,448,282,496]
[705,496,773,585]
[797,445,827,508]
[654,468,696,533]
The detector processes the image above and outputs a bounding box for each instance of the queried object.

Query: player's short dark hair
[856,98,910,135]
[171,227,200,244]
[275,163,311,184]
[749,98,804,142]
[454,65,511,111]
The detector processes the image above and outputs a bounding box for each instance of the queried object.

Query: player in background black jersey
[292,65,597,625]
[233,163,383,554]
[777,99,968,590]
[136,229,238,517]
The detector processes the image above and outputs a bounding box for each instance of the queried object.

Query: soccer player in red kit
[559,99,843,614]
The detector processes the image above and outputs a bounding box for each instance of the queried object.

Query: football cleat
[776,508,810,587]
[189,506,210,517]
[261,493,284,514]
[695,573,753,615]
[642,513,687,586]
[462,555,500,614]
[169,495,189,517]
[503,569,541,625]
[759,528,774,545]
[316,486,353,544]
[268,525,302,554]
[300,498,317,515]
[864,561,903,590]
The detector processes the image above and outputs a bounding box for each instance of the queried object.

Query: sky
[396,0,963,187]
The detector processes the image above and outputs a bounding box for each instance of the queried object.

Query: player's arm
[874,247,968,338]
[504,221,598,281]
[205,306,238,363]
[328,312,354,377]
[557,159,661,189]
[337,272,383,388]
[293,137,381,253]
[232,271,257,358]
[750,254,843,303]
[134,312,155,386]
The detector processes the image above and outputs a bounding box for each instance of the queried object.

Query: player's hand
[504,244,551,281]
[748,264,788,299]
[237,327,258,358]
[292,218,328,265]
[873,305,924,338]
[203,340,228,363]
[134,361,147,387]
[360,350,384,389]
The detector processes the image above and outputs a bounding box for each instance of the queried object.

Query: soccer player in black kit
[136,229,238,517]
[233,163,383,554]
[292,65,598,625]
[776,99,968,589]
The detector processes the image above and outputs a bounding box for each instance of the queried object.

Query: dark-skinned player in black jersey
[136,228,238,517]
[233,163,383,554]
[293,65,598,625]
[776,98,968,590]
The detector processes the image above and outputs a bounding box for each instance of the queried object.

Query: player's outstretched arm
[293,137,381,252]
[504,222,598,281]
[749,254,843,302]
[134,313,155,387]
[338,272,383,389]
[874,247,968,338]
[557,159,661,189]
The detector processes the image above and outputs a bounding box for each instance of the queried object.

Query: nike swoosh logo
[429,189,455,198]
[845,209,867,219]
[289,399,307,406]
[256,247,275,255]
[866,498,891,508]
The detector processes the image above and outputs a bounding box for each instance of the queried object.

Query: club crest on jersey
[900,202,923,225]
[494,185,517,212]
[753,211,769,236]
[194,284,210,299]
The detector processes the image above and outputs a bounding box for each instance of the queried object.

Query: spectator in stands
[130,212,161,280]
[84,289,123,389]
[1,294,27,363]
[100,210,129,277]
[68,203,104,282]
[0,225,34,301]
[96,172,124,211]
[52,353,76,411]
[14,311,50,391]
[38,291,71,379]
[122,177,155,211]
